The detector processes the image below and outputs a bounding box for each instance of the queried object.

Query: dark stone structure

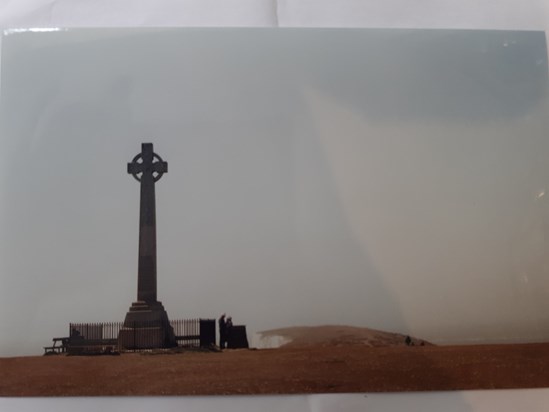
[227,325,249,349]
[118,143,176,349]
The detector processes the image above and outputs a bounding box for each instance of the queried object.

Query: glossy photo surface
[0,28,548,395]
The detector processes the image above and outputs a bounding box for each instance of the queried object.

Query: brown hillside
[2,342,549,396]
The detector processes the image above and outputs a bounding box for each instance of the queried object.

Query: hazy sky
[0,28,548,356]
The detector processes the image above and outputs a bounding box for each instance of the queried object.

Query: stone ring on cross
[127,143,168,183]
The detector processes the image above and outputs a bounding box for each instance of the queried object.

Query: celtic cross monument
[118,143,176,349]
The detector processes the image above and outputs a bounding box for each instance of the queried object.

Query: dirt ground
[1,342,549,396]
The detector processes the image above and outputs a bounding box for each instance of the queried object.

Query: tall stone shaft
[137,148,158,302]
[127,143,167,302]
[120,142,175,350]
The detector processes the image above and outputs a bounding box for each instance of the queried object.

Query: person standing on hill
[218,314,227,349]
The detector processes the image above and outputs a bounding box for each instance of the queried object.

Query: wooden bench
[43,337,70,355]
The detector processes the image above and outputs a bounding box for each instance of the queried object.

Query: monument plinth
[118,143,176,349]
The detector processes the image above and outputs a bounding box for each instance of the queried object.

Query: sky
[0,28,548,356]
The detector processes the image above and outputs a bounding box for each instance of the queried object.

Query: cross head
[127,143,168,182]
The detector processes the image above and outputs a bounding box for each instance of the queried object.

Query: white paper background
[1,1,549,411]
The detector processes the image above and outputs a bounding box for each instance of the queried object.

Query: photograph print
[0,27,548,395]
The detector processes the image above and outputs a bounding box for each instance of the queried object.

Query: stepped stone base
[118,301,177,349]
